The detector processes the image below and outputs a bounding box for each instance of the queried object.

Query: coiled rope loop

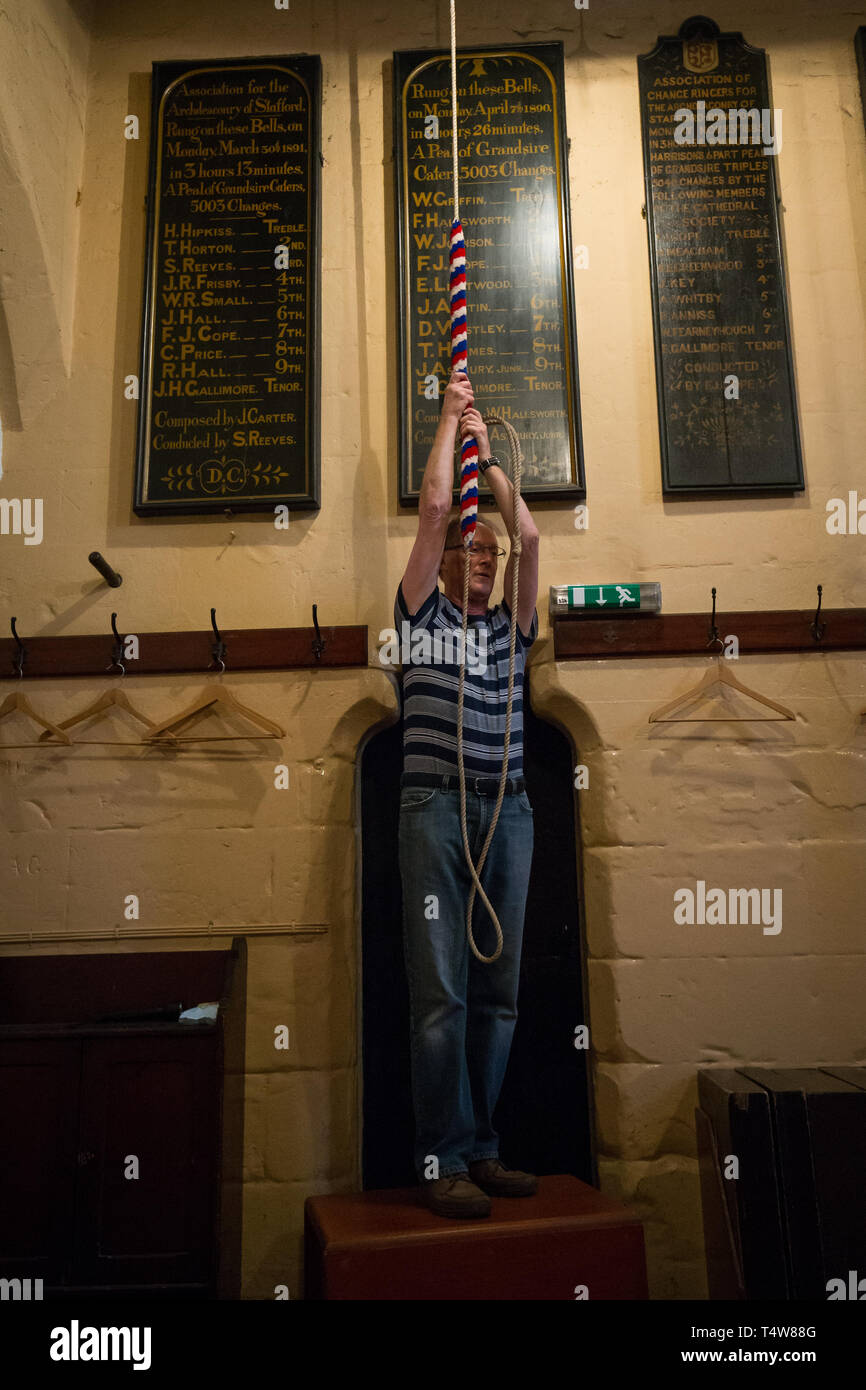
[457,416,523,963]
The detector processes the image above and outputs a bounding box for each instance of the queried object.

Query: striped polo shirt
[394,580,538,776]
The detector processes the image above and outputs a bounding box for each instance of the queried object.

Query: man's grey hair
[442,516,502,550]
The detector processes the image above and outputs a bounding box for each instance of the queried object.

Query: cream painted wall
[0,0,865,1300]
[0,0,91,428]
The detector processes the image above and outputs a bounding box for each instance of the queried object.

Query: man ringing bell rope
[394,365,541,1219]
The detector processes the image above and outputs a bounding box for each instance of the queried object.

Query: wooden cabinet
[0,942,246,1299]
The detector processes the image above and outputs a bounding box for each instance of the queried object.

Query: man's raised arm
[458,406,540,638]
[400,370,475,616]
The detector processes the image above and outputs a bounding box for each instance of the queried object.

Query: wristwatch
[477,455,501,474]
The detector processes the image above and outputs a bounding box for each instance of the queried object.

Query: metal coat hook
[107,612,125,675]
[88,552,123,588]
[811,585,825,642]
[706,588,724,649]
[210,608,226,672]
[10,616,26,678]
[311,604,325,662]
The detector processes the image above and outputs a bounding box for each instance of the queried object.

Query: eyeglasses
[443,544,506,558]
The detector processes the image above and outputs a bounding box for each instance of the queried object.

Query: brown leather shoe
[418,1173,491,1219]
[468,1158,538,1197]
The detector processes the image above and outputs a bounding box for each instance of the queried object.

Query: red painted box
[305,1175,648,1300]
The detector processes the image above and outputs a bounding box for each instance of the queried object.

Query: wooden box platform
[304,1175,648,1300]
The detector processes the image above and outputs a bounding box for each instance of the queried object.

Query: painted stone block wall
[0,0,864,1299]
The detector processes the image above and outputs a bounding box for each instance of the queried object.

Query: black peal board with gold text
[394,42,585,506]
[134,55,321,515]
[638,18,803,494]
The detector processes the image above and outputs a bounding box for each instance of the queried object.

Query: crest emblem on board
[682,38,719,73]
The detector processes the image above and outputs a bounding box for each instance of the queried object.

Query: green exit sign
[568,585,641,609]
[549,583,662,616]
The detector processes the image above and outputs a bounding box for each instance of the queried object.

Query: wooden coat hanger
[648,655,796,723]
[0,690,72,746]
[145,682,286,742]
[38,687,167,745]
[145,609,285,743]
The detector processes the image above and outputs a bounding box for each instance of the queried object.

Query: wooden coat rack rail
[554,606,866,660]
[0,618,368,680]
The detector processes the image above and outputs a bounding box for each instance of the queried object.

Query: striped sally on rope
[448,219,479,546]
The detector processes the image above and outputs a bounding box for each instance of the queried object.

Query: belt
[401,772,525,795]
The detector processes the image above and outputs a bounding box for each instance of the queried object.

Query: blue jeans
[398,780,534,1181]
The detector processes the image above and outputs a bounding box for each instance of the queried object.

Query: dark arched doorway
[359,671,593,1190]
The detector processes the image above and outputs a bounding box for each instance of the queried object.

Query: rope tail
[457,416,523,963]
[448,0,523,965]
